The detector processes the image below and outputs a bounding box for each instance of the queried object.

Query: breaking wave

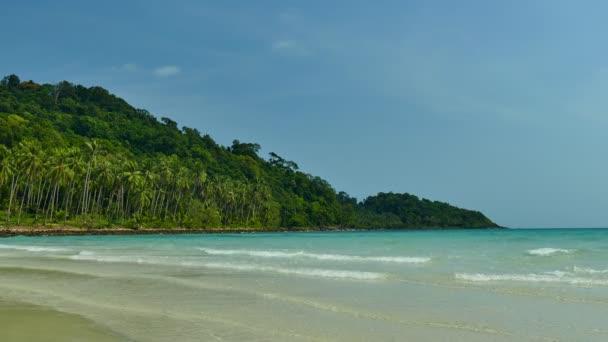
[67,251,386,280]
[455,272,608,286]
[197,248,430,264]
[0,244,69,253]
[68,251,170,265]
[526,248,575,256]
[573,266,608,274]
[201,262,386,280]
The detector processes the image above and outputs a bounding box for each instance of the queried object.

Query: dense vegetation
[0,74,498,229]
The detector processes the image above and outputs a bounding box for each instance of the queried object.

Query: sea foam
[68,251,167,265]
[197,248,430,264]
[455,272,608,286]
[67,251,386,280]
[0,244,69,253]
[201,262,386,280]
[526,248,575,256]
[573,266,608,274]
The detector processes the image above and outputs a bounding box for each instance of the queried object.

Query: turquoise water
[1,229,608,341]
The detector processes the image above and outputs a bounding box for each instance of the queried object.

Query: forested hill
[0,74,499,229]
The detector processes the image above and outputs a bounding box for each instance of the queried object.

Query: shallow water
[1,229,608,341]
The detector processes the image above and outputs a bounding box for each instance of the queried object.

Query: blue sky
[2,0,608,228]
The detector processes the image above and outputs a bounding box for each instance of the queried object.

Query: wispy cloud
[272,39,310,56]
[154,65,181,77]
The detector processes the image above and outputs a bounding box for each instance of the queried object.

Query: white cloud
[154,65,181,77]
[272,39,310,56]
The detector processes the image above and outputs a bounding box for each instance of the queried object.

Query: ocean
[1,229,608,341]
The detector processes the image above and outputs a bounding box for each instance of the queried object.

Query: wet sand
[0,300,124,342]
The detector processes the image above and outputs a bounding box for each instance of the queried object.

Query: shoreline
[0,226,349,237]
[0,225,503,238]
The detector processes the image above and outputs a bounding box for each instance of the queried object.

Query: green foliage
[0,74,498,229]
[1,74,21,89]
[353,192,498,228]
[229,140,261,159]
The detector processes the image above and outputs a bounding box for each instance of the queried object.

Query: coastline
[0,225,504,238]
[0,226,359,238]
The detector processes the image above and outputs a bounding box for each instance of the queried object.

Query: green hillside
[0,74,499,229]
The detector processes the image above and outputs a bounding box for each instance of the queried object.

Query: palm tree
[92,155,113,216]
[0,145,12,190]
[80,139,100,216]
[62,147,82,224]
[0,145,15,222]
[141,167,160,218]
[185,168,206,217]
[157,156,176,221]
[15,140,44,224]
[173,166,193,220]
[46,148,74,223]
[120,160,143,222]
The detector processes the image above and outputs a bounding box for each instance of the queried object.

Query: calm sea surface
[1,229,608,341]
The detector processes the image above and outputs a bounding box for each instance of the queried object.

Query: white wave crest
[574,266,608,274]
[67,252,386,279]
[543,270,573,277]
[201,262,386,280]
[68,252,165,265]
[0,244,69,253]
[197,248,430,264]
[455,272,608,286]
[526,248,575,256]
